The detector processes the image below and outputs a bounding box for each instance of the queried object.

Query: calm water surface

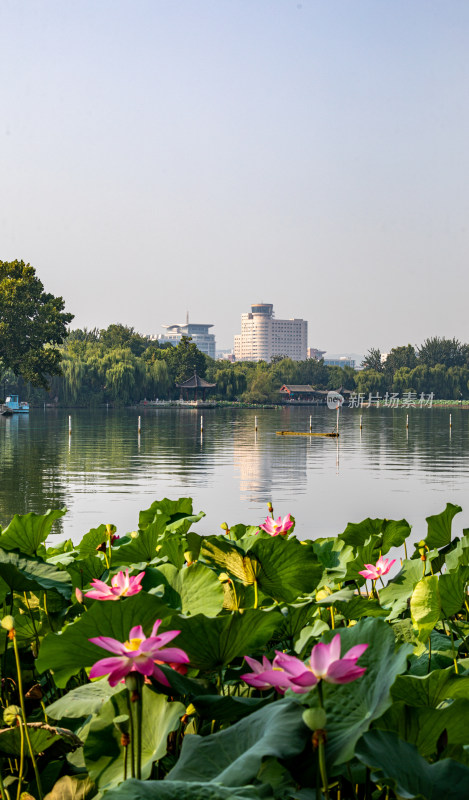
[0,406,468,544]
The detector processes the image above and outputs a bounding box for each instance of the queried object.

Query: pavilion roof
[177,372,216,389]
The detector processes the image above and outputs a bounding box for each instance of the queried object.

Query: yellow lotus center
[125,638,142,651]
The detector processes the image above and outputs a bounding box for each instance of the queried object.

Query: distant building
[216,349,235,362]
[234,303,307,362]
[307,348,326,360]
[324,356,356,369]
[148,319,216,359]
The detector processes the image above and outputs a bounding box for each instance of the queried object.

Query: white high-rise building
[148,320,216,359]
[234,303,307,362]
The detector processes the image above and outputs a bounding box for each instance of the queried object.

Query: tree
[0,260,74,387]
[361,347,383,372]
[383,345,417,375]
[417,337,469,368]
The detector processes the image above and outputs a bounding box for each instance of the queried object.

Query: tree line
[2,261,469,405]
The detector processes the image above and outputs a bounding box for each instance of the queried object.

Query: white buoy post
[255,416,258,432]
[138,416,141,434]
[406,414,409,429]
[336,405,340,435]
[360,414,362,430]
[68,415,72,435]
[450,413,452,429]
[200,416,204,434]
[309,415,312,433]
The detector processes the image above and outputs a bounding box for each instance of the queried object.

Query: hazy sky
[1,1,469,353]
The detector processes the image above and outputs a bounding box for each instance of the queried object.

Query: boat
[276,430,339,437]
[2,395,30,413]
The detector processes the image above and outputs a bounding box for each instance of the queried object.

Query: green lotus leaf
[191,693,272,724]
[36,592,174,686]
[344,535,382,584]
[376,697,469,757]
[445,531,469,571]
[43,774,95,800]
[355,729,469,800]
[0,722,80,756]
[409,630,456,675]
[0,509,67,556]
[167,698,308,784]
[273,600,318,641]
[425,503,462,550]
[111,517,169,565]
[200,537,258,584]
[338,517,410,554]
[100,778,273,800]
[439,570,468,617]
[155,562,224,616]
[138,497,196,529]
[67,555,106,590]
[0,548,72,598]
[391,664,469,707]
[312,537,355,586]
[249,537,323,602]
[159,608,283,670]
[411,576,441,643]
[165,511,205,535]
[78,524,112,556]
[334,596,388,620]
[46,679,124,719]
[84,686,184,790]
[379,558,428,619]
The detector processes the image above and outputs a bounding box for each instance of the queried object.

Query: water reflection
[0,407,468,542]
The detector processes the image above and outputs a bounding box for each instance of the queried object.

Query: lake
[1,406,468,546]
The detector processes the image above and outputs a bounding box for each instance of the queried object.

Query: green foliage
[0,260,74,387]
[2,496,469,800]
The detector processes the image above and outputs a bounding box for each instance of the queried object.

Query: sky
[1,0,469,354]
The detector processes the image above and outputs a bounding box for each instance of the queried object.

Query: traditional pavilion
[177,372,216,401]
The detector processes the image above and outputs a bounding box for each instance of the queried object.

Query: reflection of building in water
[233,424,307,503]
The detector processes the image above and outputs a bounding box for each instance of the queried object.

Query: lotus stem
[23,592,40,655]
[450,627,459,674]
[136,686,143,780]
[403,540,408,559]
[11,632,43,800]
[0,760,11,800]
[126,691,136,778]
[253,579,258,610]
[329,606,335,630]
[15,714,25,800]
[317,682,330,800]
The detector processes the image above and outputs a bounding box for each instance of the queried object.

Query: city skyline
[2,2,469,354]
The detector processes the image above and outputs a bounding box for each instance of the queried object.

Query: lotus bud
[302,707,327,731]
[267,502,273,513]
[113,714,130,735]
[315,588,331,602]
[125,672,143,701]
[220,522,229,531]
[218,572,231,583]
[3,705,21,725]
[1,615,15,632]
[130,531,139,539]
[75,587,83,604]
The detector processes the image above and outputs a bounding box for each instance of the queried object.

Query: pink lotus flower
[259,514,294,537]
[358,556,396,581]
[75,587,84,604]
[85,569,145,601]
[241,656,294,694]
[242,634,367,694]
[89,620,189,687]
